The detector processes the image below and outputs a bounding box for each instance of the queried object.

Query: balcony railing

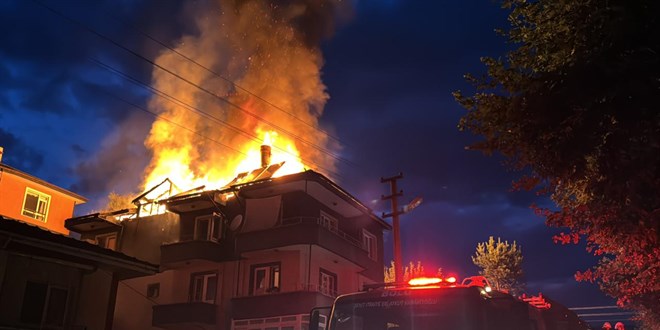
[279,217,365,251]
[236,216,381,279]
[160,239,226,267]
[231,290,335,320]
[294,283,338,298]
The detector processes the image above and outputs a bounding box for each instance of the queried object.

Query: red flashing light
[445,276,457,283]
[522,294,552,310]
[408,277,443,286]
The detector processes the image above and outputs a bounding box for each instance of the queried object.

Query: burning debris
[119,136,287,218]
[92,1,350,214]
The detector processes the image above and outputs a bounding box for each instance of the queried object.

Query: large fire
[124,1,348,208]
[142,129,306,196]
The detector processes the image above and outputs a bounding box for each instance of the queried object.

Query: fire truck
[309,276,589,330]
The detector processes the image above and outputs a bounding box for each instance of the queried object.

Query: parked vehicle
[310,276,589,330]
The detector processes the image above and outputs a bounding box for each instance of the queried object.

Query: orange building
[0,148,86,235]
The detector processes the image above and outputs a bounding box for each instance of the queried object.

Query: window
[250,262,280,295]
[22,188,50,221]
[194,215,221,241]
[20,282,68,327]
[362,230,377,260]
[319,268,337,297]
[310,315,328,330]
[190,272,217,303]
[147,283,160,298]
[319,211,338,233]
[96,232,118,250]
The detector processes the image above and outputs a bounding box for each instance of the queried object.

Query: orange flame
[136,1,341,203]
[143,128,307,197]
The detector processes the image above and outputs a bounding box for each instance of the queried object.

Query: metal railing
[295,283,338,298]
[236,283,338,299]
[279,217,365,250]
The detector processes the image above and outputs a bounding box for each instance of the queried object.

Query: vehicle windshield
[329,289,482,330]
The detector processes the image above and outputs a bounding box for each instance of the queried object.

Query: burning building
[64,1,379,328]
[66,141,390,329]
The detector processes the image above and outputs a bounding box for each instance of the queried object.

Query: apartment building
[0,147,87,235]
[66,170,390,329]
[0,148,157,330]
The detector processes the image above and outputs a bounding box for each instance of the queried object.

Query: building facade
[0,155,86,235]
[0,148,157,329]
[67,170,390,330]
[0,217,158,330]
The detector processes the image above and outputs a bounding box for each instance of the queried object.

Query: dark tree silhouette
[454,0,659,327]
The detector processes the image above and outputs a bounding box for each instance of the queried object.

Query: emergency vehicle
[309,276,589,330]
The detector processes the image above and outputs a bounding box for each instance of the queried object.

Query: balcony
[152,302,216,328]
[160,240,228,269]
[231,290,335,319]
[235,217,380,276]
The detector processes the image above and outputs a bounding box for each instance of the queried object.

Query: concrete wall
[114,262,239,330]
[0,171,79,235]
[311,246,363,295]
[238,250,301,297]
[113,274,160,330]
[281,191,386,277]
[119,212,180,264]
[75,269,114,330]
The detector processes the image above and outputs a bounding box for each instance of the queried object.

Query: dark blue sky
[0,0,614,311]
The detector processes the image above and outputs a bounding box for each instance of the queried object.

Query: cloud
[0,128,44,173]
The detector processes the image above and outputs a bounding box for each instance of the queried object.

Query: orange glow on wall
[0,167,85,235]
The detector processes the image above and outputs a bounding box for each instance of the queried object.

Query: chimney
[260,144,271,168]
[0,146,3,163]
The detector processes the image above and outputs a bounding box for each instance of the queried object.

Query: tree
[384,261,443,283]
[472,237,524,294]
[104,192,134,212]
[454,0,659,326]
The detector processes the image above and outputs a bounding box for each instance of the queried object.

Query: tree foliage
[384,261,443,283]
[454,0,659,326]
[472,237,524,294]
[104,192,134,212]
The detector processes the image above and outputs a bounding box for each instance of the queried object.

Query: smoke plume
[142,0,350,190]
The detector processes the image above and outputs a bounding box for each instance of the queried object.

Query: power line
[31,0,355,169]
[578,312,634,318]
[90,58,345,180]
[91,84,247,158]
[98,269,158,305]
[570,305,620,311]
[109,12,348,148]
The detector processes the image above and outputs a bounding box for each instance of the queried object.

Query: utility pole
[381,173,404,283]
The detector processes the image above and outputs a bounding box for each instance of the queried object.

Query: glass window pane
[256,269,266,289]
[44,287,68,326]
[195,218,210,240]
[37,199,48,214]
[20,282,47,324]
[213,217,220,238]
[193,277,204,301]
[24,194,38,212]
[147,283,160,298]
[106,236,117,250]
[272,267,280,288]
[205,275,217,303]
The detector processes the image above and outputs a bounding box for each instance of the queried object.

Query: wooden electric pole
[381,173,404,283]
